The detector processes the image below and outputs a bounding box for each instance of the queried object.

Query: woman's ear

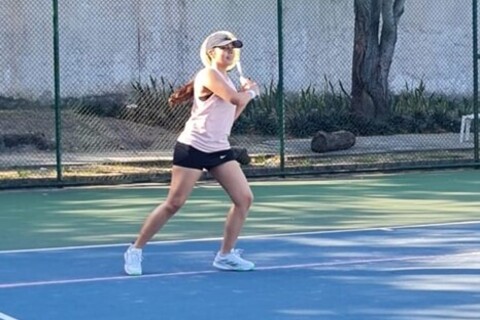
[207,49,215,61]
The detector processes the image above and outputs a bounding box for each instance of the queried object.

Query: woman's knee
[164,197,187,215]
[234,190,254,210]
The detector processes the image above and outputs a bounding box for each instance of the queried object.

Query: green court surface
[1,169,479,251]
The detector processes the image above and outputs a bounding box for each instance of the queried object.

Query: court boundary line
[0,312,19,320]
[1,220,479,254]
[1,251,478,290]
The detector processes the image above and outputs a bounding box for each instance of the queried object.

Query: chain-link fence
[0,0,478,188]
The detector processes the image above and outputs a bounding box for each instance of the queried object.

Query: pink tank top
[177,69,236,152]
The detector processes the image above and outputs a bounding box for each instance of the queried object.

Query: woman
[124,31,260,275]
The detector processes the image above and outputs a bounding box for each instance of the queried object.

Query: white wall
[0,0,473,98]
[393,0,471,93]
[0,0,53,99]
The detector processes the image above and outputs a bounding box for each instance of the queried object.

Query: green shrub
[122,76,190,131]
[285,79,351,137]
[67,93,127,118]
[284,79,469,137]
[233,78,471,138]
[390,81,468,134]
[233,81,279,135]
[0,95,51,110]
[54,76,472,138]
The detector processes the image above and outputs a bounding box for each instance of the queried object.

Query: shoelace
[214,248,245,257]
[128,249,143,263]
[231,248,244,256]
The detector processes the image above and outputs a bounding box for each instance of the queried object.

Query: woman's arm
[200,68,255,107]
[234,79,260,119]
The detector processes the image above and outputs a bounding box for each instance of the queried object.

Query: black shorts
[173,142,235,171]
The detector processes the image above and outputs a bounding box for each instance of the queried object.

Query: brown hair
[168,80,194,107]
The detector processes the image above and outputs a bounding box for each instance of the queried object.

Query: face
[208,44,237,68]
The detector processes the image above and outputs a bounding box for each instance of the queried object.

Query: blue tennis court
[1,221,479,320]
[1,170,480,319]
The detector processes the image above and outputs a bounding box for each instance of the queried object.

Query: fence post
[473,0,479,164]
[53,0,63,183]
[277,0,285,173]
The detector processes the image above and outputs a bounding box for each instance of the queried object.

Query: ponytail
[168,80,194,107]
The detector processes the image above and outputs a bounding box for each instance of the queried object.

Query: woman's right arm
[199,68,257,106]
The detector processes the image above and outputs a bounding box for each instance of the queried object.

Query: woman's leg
[133,165,203,248]
[124,165,202,275]
[208,160,253,253]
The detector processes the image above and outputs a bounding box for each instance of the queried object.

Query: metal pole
[277,0,285,173]
[473,0,479,163]
[53,0,63,183]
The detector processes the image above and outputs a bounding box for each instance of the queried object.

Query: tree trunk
[311,130,356,153]
[351,0,405,119]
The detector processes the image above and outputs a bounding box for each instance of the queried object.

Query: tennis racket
[236,61,248,86]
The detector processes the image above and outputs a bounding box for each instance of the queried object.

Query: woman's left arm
[234,80,260,120]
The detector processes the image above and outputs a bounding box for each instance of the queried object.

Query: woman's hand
[233,78,261,119]
[240,78,260,96]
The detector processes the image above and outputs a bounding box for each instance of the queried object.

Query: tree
[351,0,406,119]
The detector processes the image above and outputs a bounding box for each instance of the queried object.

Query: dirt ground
[0,109,271,153]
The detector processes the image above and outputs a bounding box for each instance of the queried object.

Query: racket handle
[239,76,248,86]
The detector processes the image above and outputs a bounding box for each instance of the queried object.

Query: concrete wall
[0,0,53,99]
[0,0,472,98]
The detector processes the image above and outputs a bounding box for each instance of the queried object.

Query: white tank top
[177,69,237,152]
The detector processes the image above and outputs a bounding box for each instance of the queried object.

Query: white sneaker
[213,249,255,271]
[124,244,143,276]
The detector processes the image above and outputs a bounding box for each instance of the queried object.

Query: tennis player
[124,31,260,275]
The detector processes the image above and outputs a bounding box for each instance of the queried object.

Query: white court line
[1,220,479,255]
[0,312,19,320]
[1,251,479,290]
